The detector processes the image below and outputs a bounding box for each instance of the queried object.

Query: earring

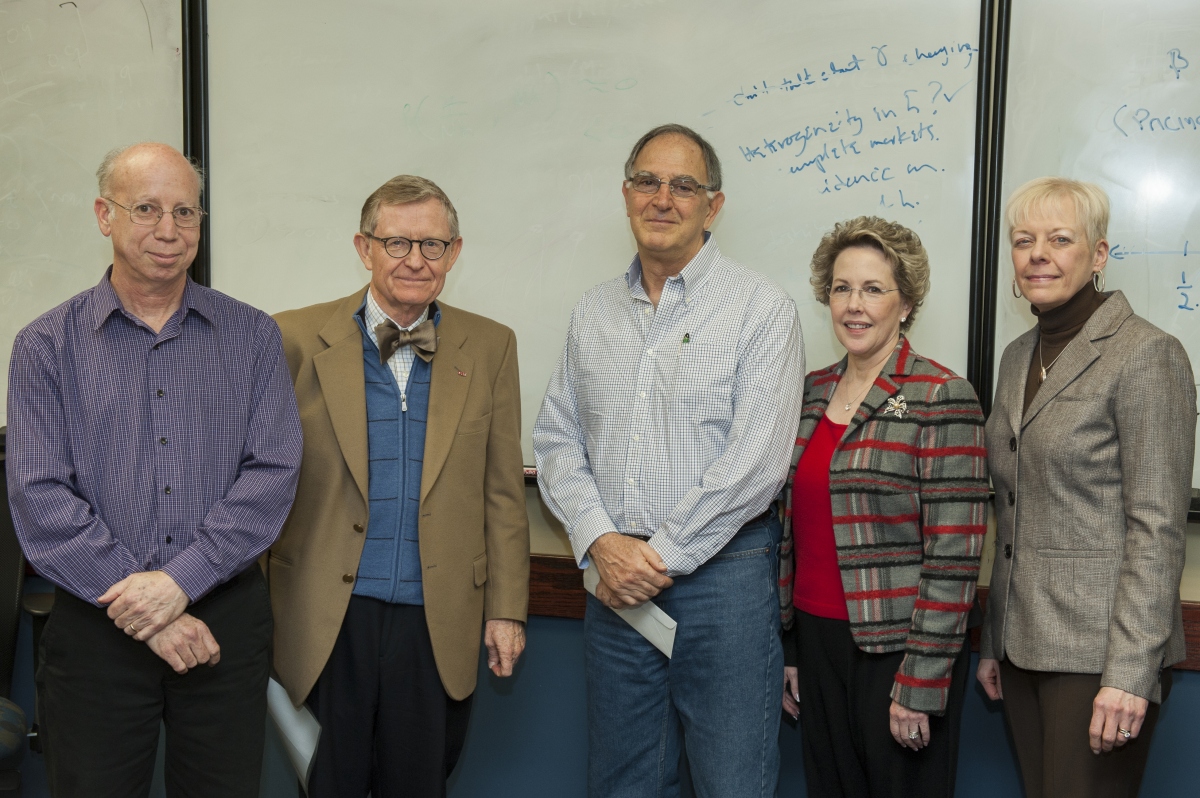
[900,316,907,323]
[1093,270,1106,292]
[1012,279,1023,299]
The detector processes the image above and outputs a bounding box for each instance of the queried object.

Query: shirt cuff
[161,545,223,603]
[570,507,619,569]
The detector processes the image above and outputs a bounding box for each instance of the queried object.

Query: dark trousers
[794,610,971,798]
[999,659,1170,798]
[305,597,473,798]
[36,567,272,798]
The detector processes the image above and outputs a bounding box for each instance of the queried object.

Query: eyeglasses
[364,233,455,260]
[625,174,715,199]
[826,285,902,304]
[104,199,205,228]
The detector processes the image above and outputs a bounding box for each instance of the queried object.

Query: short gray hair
[96,143,205,198]
[624,124,722,191]
[360,175,460,240]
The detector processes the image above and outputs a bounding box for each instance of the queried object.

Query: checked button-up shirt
[6,269,303,604]
[534,235,804,576]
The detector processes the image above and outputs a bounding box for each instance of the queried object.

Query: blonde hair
[809,216,930,332]
[1005,177,1109,248]
[360,175,460,239]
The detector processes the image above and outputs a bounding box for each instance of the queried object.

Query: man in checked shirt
[534,124,805,798]
[6,142,303,797]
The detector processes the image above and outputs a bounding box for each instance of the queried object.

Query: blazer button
[1009,437,1017,452]
[342,574,354,584]
[353,523,364,533]
[1004,543,1013,559]
[1007,491,1015,506]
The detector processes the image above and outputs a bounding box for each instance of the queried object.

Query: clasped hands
[976,657,1149,754]
[99,571,219,675]
[588,532,673,610]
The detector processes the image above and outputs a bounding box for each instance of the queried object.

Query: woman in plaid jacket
[779,217,989,797]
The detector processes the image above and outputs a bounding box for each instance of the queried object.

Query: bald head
[97,143,204,201]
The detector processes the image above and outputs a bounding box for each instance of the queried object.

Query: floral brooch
[884,396,907,418]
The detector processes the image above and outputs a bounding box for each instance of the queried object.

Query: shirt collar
[356,289,441,331]
[624,232,719,302]
[90,266,211,331]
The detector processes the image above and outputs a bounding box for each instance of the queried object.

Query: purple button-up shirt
[6,270,303,604]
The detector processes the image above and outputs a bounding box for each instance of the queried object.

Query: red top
[792,414,849,620]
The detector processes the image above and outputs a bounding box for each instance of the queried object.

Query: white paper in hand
[583,563,677,658]
[267,677,321,794]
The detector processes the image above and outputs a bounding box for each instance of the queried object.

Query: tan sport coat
[980,291,1195,702]
[268,288,529,704]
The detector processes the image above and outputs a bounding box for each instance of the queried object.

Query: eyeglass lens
[629,175,702,198]
[382,237,448,260]
[126,204,204,228]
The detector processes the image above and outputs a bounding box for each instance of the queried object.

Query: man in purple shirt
[5,142,303,797]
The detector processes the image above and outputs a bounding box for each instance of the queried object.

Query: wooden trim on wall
[529,556,1200,672]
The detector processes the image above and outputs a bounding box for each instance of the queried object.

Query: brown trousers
[999,660,1170,798]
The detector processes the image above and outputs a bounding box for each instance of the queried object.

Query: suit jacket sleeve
[890,376,989,714]
[1103,334,1195,699]
[483,327,530,623]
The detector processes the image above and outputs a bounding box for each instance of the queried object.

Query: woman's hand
[976,657,1003,701]
[782,666,800,719]
[1089,687,1148,754]
[889,701,930,750]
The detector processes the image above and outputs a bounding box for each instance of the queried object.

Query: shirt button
[1009,437,1017,452]
[159,437,168,446]
[646,349,654,356]
[644,308,652,316]
[165,535,172,544]
[632,434,640,442]
[639,391,646,399]
[1004,543,1013,559]
[153,343,160,350]
[164,486,172,495]
[156,389,165,398]
[145,561,152,569]
[627,478,635,485]
[342,574,355,584]
[1007,491,1014,506]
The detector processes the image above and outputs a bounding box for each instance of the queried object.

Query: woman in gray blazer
[977,177,1196,798]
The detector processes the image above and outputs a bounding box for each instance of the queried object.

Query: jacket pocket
[473,553,488,587]
[457,413,492,437]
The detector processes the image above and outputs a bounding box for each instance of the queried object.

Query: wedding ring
[1119,728,1131,739]
[907,731,919,740]
[127,623,137,634]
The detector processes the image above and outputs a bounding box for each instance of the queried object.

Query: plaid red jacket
[779,337,989,714]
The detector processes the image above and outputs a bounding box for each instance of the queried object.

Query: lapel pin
[456,368,467,377]
[884,396,907,418]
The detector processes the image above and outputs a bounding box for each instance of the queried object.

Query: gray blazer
[980,291,1196,702]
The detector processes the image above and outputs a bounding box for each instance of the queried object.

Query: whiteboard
[207,0,984,463]
[996,0,1200,484]
[0,0,182,426]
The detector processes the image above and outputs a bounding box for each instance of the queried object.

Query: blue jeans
[585,515,783,798]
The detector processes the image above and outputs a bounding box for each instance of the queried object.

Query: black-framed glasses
[625,173,715,199]
[365,233,455,260]
[826,285,902,304]
[104,198,205,228]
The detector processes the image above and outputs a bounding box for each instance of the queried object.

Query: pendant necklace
[838,377,874,411]
[1038,339,1065,384]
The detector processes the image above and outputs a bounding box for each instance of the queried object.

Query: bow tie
[375,319,437,364]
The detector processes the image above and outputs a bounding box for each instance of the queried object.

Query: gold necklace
[1038,338,1065,384]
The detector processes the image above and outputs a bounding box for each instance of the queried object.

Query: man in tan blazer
[268,175,529,797]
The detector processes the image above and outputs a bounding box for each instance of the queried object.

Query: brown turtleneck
[1023,283,1108,414]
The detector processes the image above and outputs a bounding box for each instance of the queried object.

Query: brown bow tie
[375,319,437,364]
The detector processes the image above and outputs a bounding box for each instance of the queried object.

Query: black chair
[0,427,28,792]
